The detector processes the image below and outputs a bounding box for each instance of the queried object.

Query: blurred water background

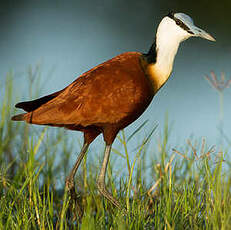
[1,0,231,161]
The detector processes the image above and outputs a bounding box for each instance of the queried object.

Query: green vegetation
[1,72,231,229]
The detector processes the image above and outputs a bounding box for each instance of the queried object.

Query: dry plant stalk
[205,71,231,92]
[172,138,225,164]
[205,71,231,124]
[147,154,175,196]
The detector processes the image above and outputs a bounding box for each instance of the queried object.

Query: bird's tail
[11,89,65,123]
[14,89,64,113]
[11,113,26,121]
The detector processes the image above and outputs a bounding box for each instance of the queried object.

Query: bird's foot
[65,176,83,219]
[97,182,122,210]
[65,176,77,200]
[65,176,74,191]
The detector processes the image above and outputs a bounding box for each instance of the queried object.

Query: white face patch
[154,17,192,78]
[149,16,193,89]
[157,17,192,45]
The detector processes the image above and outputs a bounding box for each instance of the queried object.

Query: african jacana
[12,12,215,209]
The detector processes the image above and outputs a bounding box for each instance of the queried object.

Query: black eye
[176,20,181,25]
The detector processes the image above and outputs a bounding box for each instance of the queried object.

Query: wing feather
[22,52,149,127]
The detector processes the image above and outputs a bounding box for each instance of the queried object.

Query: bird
[12,12,215,209]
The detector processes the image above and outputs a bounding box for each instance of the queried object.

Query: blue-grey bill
[191,26,216,41]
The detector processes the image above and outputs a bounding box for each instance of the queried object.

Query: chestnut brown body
[12,52,154,144]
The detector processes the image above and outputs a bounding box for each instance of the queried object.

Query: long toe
[97,183,121,209]
[65,176,75,192]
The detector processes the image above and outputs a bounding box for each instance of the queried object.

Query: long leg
[65,142,89,193]
[97,144,121,208]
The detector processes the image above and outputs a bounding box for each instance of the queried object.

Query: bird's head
[156,12,215,44]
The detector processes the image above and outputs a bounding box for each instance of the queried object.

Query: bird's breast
[140,56,172,93]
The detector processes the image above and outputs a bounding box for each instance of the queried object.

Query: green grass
[1,72,231,229]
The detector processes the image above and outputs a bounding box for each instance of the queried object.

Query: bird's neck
[143,37,180,93]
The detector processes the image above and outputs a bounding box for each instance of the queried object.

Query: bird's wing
[24,52,148,126]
